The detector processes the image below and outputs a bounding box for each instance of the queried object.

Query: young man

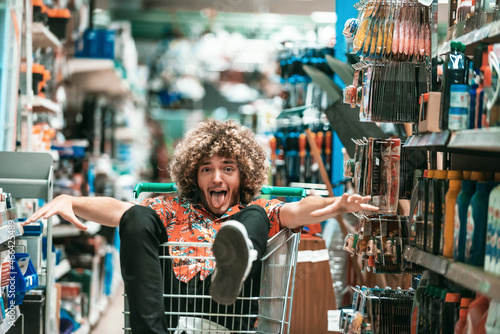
[24,119,378,333]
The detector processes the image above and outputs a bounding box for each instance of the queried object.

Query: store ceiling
[106,0,335,39]
[140,0,335,16]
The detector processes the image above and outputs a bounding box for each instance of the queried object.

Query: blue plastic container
[9,253,39,305]
[465,181,495,266]
[454,179,477,262]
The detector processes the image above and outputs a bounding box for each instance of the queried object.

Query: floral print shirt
[138,196,285,283]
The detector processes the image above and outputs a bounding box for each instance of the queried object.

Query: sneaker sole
[210,224,249,305]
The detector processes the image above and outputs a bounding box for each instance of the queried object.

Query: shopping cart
[123,183,304,334]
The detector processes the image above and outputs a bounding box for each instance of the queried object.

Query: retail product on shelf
[441,41,469,131]
[348,0,431,60]
[455,171,478,262]
[443,170,463,258]
[345,61,428,123]
[486,182,500,274]
[277,47,334,109]
[339,286,414,334]
[347,137,404,213]
[344,214,409,273]
[465,174,496,266]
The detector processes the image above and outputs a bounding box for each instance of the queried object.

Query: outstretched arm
[23,195,134,230]
[280,193,378,229]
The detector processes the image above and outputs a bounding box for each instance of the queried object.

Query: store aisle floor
[91,283,124,334]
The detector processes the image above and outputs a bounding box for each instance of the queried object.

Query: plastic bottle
[464,295,489,334]
[449,84,470,130]
[485,175,500,273]
[435,170,449,255]
[444,170,463,258]
[426,170,437,253]
[455,171,479,262]
[469,84,478,129]
[481,45,494,129]
[489,181,500,275]
[441,41,468,130]
[455,297,474,334]
[465,173,494,266]
[442,292,461,334]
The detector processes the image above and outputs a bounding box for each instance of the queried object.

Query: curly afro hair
[169,119,269,204]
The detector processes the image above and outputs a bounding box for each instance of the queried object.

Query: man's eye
[225,167,234,172]
[201,168,210,173]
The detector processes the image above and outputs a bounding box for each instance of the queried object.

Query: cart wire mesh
[123,227,300,334]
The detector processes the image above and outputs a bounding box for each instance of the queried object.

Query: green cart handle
[133,183,306,200]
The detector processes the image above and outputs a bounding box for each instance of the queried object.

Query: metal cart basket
[123,183,304,334]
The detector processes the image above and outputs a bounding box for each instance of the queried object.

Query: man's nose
[212,169,223,183]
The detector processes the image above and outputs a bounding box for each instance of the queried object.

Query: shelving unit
[32,22,62,50]
[441,19,500,55]
[404,246,500,300]
[21,95,62,114]
[0,151,55,334]
[0,306,21,333]
[66,58,130,96]
[404,128,500,155]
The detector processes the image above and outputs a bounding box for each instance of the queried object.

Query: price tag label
[328,310,341,332]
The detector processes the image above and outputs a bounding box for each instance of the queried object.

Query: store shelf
[0,207,16,224]
[440,19,500,55]
[404,131,451,149]
[54,258,72,280]
[21,95,62,114]
[448,128,500,152]
[0,305,21,332]
[405,129,500,154]
[404,246,500,300]
[66,58,130,96]
[0,220,23,244]
[32,22,62,49]
[52,221,101,238]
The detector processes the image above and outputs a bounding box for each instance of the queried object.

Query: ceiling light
[310,12,337,24]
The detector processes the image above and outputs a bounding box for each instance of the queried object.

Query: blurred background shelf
[32,22,62,49]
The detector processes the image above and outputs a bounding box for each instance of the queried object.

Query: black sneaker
[210,220,257,305]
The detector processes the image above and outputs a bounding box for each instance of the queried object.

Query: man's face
[197,155,241,216]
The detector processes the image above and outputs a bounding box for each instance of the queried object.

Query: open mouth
[209,190,227,208]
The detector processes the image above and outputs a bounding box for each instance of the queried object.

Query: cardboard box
[418,92,442,133]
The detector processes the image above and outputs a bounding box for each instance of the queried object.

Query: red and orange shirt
[137,196,285,283]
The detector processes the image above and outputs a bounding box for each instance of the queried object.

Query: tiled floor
[91,284,124,334]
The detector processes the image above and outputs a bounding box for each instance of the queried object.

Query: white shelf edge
[0,305,21,332]
[54,258,72,280]
[404,246,500,301]
[448,128,500,152]
[66,58,130,96]
[21,95,62,114]
[32,22,62,49]
[52,221,101,238]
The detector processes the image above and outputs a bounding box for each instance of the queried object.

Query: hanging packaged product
[409,169,423,248]
[425,170,436,253]
[443,170,463,258]
[465,174,494,266]
[454,171,477,262]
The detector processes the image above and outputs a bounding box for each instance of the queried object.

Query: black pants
[120,205,270,333]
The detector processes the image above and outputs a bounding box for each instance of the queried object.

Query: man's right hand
[23,195,88,230]
[22,195,133,230]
